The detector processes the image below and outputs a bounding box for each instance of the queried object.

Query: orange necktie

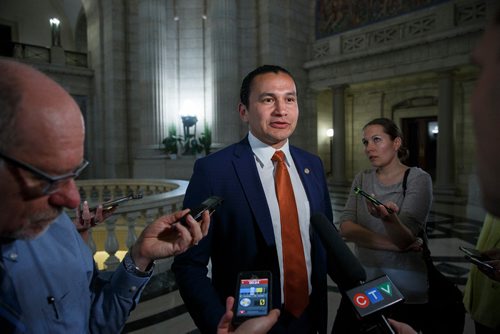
[272,150,309,318]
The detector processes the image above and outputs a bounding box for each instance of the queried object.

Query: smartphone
[232,271,272,327]
[88,193,144,213]
[353,187,394,214]
[459,246,489,260]
[178,195,224,227]
[464,254,495,273]
[459,246,495,272]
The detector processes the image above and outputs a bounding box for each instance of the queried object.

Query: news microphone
[310,213,403,334]
[345,275,404,334]
[310,213,366,290]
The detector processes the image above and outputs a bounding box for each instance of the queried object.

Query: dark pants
[474,321,500,334]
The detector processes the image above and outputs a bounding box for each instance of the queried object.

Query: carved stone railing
[10,42,88,68]
[310,0,487,62]
[66,179,187,272]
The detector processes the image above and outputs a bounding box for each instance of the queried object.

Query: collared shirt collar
[248,131,292,169]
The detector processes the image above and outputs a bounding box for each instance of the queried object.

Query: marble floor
[123,190,486,334]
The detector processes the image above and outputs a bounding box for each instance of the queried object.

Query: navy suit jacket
[172,137,334,333]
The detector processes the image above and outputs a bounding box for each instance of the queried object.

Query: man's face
[239,71,299,149]
[0,79,84,240]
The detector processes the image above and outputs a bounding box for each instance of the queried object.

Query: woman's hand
[366,198,399,221]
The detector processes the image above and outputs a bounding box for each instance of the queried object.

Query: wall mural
[316,0,450,39]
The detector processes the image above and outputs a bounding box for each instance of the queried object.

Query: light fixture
[427,121,438,136]
[49,18,60,26]
[49,18,61,47]
[326,128,334,137]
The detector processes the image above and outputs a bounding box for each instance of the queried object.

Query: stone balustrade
[11,42,88,67]
[66,179,187,272]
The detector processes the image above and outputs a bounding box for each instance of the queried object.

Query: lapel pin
[304,168,310,174]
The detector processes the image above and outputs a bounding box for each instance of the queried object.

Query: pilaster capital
[436,68,457,79]
[329,83,349,92]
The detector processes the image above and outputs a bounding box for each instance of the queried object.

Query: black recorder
[459,246,495,274]
[354,187,394,214]
[89,193,143,212]
[179,196,223,227]
[80,193,144,227]
[232,271,272,327]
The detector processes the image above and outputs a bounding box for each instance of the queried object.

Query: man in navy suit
[172,65,334,333]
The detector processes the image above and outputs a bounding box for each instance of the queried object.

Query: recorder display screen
[235,278,269,317]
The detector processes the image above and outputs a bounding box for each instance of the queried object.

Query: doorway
[401,116,437,180]
[0,24,13,57]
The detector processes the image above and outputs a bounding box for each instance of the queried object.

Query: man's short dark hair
[239,65,296,108]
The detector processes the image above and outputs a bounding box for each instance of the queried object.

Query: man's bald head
[0,59,84,154]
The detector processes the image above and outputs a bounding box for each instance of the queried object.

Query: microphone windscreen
[310,213,366,290]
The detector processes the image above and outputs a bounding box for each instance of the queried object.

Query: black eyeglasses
[0,151,89,195]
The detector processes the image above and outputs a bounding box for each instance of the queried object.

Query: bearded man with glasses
[0,59,210,333]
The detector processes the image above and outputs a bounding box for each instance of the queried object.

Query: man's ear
[238,103,248,122]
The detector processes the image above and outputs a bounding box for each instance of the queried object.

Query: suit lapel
[290,147,314,209]
[232,138,276,247]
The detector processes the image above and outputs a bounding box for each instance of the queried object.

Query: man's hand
[130,209,210,271]
[387,319,417,334]
[74,201,116,241]
[217,296,280,334]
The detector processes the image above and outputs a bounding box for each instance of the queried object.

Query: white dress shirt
[248,132,312,303]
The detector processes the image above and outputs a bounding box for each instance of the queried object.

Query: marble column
[435,70,456,194]
[209,0,239,147]
[137,0,170,155]
[331,84,348,185]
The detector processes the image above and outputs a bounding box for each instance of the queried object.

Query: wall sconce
[49,18,61,47]
[326,128,334,175]
[428,121,439,137]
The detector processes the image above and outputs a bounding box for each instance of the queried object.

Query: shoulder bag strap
[401,168,432,260]
[402,167,410,197]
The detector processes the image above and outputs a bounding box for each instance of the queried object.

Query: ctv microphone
[345,275,404,334]
[310,213,366,290]
[310,213,404,334]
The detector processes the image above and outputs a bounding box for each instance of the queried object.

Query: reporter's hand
[404,237,423,252]
[74,201,116,241]
[131,209,210,271]
[483,248,500,260]
[477,248,500,281]
[387,318,417,334]
[366,198,399,220]
[217,296,280,334]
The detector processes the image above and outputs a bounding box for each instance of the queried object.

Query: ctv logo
[352,282,393,309]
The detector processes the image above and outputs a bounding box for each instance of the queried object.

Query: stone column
[331,84,348,185]
[435,70,456,195]
[137,0,170,155]
[209,0,239,147]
